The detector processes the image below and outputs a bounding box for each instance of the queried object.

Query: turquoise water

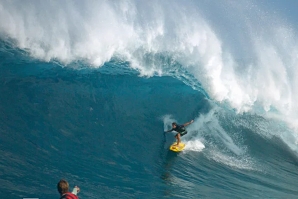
[1,1,298,198]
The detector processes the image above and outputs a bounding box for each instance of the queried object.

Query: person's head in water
[172,122,177,128]
[57,179,69,195]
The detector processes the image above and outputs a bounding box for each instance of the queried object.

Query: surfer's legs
[175,131,187,145]
[175,133,181,145]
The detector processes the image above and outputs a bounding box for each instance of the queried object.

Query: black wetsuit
[170,124,188,137]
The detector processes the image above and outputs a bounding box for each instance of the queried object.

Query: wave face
[1,0,298,198]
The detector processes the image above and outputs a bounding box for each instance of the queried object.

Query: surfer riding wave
[165,120,194,146]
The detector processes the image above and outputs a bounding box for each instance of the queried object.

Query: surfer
[57,179,80,199]
[165,119,194,146]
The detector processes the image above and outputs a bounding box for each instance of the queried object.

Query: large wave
[1,0,298,152]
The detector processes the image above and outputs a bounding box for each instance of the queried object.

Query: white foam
[209,150,257,171]
[184,140,205,152]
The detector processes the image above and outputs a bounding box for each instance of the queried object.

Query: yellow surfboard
[169,142,185,152]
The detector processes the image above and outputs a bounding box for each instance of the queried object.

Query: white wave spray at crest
[0,1,224,77]
[0,0,140,64]
[1,1,298,140]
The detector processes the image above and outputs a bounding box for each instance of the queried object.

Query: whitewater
[1,0,298,198]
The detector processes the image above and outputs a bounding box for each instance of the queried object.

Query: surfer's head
[57,179,69,195]
[172,122,177,127]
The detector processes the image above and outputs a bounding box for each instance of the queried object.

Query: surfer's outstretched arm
[183,120,194,127]
[165,128,173,133]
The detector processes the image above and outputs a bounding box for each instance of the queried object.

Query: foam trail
[184,140,205,152]
[209,150,256,170]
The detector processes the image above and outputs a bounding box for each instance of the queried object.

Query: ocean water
[1,1,298,199]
